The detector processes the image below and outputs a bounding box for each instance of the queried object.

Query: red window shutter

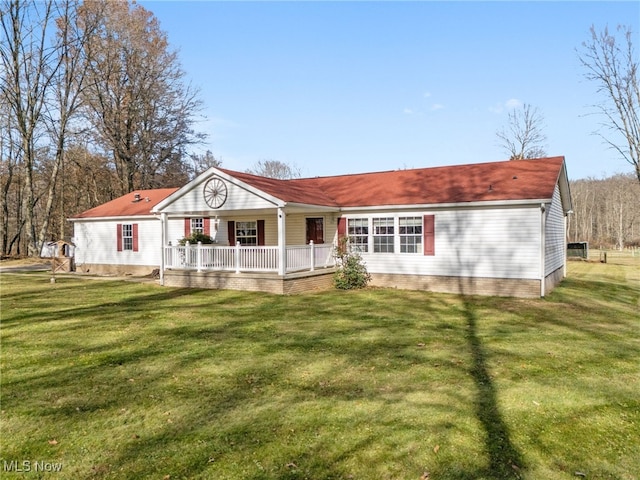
[228,221,235,245]
[423,215,435,256]
[204,217,211,236]
[184,218,191,237]
[116,224,123,251]
[132,223,139,252]
[257,220,265,246]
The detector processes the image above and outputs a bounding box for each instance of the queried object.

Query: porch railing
[164,241,335,274]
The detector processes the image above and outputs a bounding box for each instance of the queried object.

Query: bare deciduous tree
[496,103,547,160]
[568,173,640,248]
[189,150,222,178]
[246,159,302,179]
[77,0,204,194]
[578,25,640,184]
[1,0,62,256]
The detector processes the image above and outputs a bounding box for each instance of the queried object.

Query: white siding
[160,176,277,214]
[73,218,162,267]
[285,213,336,245]
[349,206,542,280]
[165,213,338,247]
[545,184,566,275]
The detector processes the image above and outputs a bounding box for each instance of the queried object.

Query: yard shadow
[461,295,525,479]
[434,194,528,479]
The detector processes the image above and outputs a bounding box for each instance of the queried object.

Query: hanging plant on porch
[178,232,214,245]
[333,237,371,290]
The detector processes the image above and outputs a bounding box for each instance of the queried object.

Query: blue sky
[141,1,639,180]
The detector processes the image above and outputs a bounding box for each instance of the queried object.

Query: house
[69,156,573,297]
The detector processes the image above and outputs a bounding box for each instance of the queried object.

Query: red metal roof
[71,188,179,219]
[222,156,566,207]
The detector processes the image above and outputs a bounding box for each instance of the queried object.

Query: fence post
[197,241,202,272]
[309,240,315,271]
[235,241,241,274]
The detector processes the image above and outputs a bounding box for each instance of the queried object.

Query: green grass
[1,262,638,480]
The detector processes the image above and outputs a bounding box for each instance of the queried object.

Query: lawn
[1,262,638,480]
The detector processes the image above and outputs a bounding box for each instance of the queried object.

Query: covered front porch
[152,168,343,293]
[162,241,336,274]
[160,242,337,294]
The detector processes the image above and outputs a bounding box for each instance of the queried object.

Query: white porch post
[196,242,203,273]
[309,240,315,271]
[278,207,286,275]
[160,213,167,285]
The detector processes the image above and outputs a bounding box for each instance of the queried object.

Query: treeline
[1,0,213,257]
[568,173,640,249]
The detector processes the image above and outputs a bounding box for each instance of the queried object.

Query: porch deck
[162,243,337,294]
[163,242,336,274]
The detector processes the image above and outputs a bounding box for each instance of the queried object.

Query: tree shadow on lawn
[3,276,527,479]
[460,295,525,479]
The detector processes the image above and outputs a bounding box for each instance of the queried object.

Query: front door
[306,217,324,244]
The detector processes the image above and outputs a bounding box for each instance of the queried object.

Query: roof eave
[339,198,555,212]
[69,214,160,222]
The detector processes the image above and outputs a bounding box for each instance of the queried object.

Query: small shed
[41,240,75,272]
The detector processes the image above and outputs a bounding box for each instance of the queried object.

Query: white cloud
[489,98,523,114]
[403,108,414,115]
[505,98,522,109]
[430,103,444,111]
[423,91,432,98]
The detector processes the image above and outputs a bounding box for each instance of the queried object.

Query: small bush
[333,241,371,290]
[178,232,214,245]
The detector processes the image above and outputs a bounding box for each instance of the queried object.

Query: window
[399,217,423,253]
[235,221,257,245]
[122,224,133,250]
[117,223,138,252]
[373,217,394,253]
[191,218,204,234]
[348,218,369,252]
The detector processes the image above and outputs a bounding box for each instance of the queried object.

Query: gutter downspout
[540,203,546,297]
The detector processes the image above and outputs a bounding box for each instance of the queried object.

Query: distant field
[1,262,638,479]
[586,247,640,266]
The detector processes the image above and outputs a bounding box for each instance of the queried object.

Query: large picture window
[348,218,369,252]
[343,215,434,256]
[399,217,423,253]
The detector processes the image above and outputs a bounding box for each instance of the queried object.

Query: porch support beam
[160,212,167,285]
[278,207,286,275]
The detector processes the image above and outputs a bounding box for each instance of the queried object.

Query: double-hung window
[117,223,138,252]
[399,217,423,253]
[235,221,257,246]
[348,218,369,252]
[122,224,133,250]
[373,217,394,253]
[191,218,204,234]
